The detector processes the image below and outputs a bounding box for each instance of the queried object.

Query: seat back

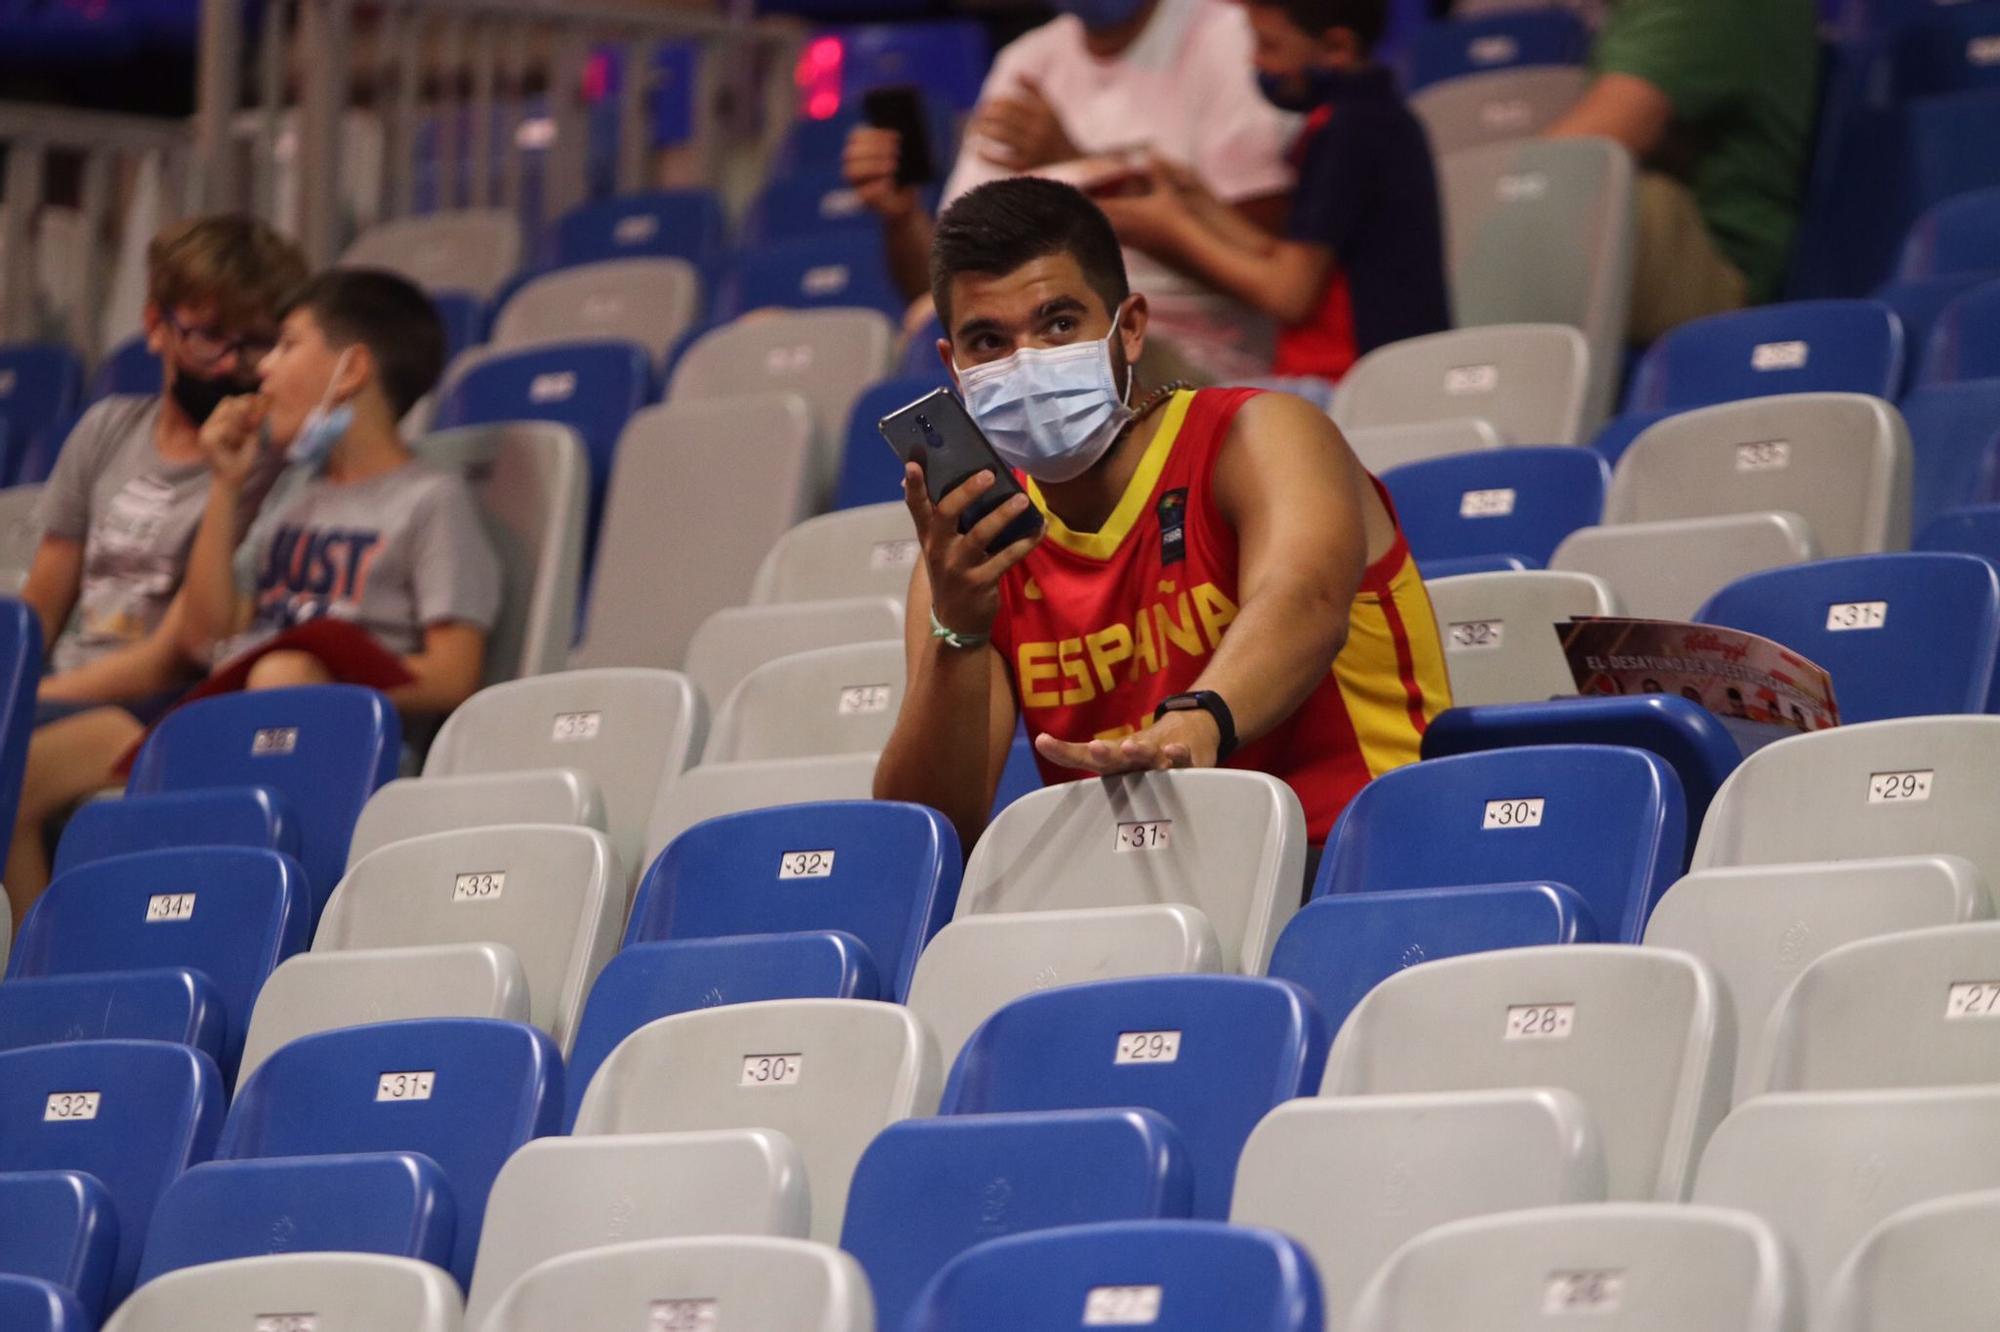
[571,999,942,1242]
[940,975,1327,1219]
[1606,395,1914,556]
[346,770,605,867]
[958,769,1306,974]
[1900,380,2000,533]
[102,1253,462,1332]
[1698,553,2000,721]
[1333,324,1593,445]
[1897,183,2000,280]
[1382,446,1609,567]
[53,787,297,880]
[1230,1091,1606,1330]
[1425,569,1617,705]
[86,336,161,402]
[1346,417,1505,473]
[1921,274,2000,382]
[644,754,880,861]
[317,826,624,1051]
[628,801,959,1001]
[1918,499,2000,565]
[1318,746,1685,943]
[552,189,725,268]
[1551,513,1818,620]
[842,1111,1194,1332]
[704,641,907,763]
[1629,300,1907,412]
[426,668,705,884]
[0,1041,222,1301]
[0,1172,115,1319]
[0,971,225,1065]
[1350,1204,1797,1331]
[726,234,903,321]
[127,685,399,921]
[217,1018,562,1284]
[684,598,904,709]
[9,848,310,1080]
[751,502,916,604]
[339,208,522,298]
[491,257,702,365]
[1825,1189,2000,1331]
[0,346,83,471]
[0,1278,86,1332]
[834,376,953,511]
[1408,8,1589,89]
[1324,946,1731,1199]
[0,596,42,865]
[464,1130,810,1327]
[1411,66,1592,154]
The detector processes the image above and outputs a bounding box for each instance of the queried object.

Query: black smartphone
[862,85,936,188]
[878,388,1044,555]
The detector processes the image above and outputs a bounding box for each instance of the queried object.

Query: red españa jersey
[989,387,1452,842]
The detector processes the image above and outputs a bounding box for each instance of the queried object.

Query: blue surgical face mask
[956,306,1135,484]
[290,348,356,474]
[1053,0,1151,30]
[1256,66,1350,113]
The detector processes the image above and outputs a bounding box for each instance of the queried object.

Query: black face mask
[168,367,254,427]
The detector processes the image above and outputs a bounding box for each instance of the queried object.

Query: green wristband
[929,608,990,650]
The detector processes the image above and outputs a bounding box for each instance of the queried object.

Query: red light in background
[583,52,611,103]
[795,36,846,119]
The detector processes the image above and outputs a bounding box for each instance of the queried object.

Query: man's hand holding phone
[198,393,271,490]
[902,462,1041,641]
[843,126,920,222]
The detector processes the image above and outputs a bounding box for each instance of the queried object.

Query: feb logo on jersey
[1157,488,1188,567]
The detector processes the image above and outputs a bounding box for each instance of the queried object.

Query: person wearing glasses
[7,215,307,922]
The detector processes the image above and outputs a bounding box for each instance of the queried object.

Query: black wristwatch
[1154,690,1238,762]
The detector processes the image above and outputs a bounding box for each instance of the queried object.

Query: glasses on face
[162,309,277,370]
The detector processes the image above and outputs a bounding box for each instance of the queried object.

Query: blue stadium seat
[217,1018,561,1286]
[1920,275,2000,382]
[774,97,958,183]
[1918,502,2000,564]
[725,232,905,321]
[1698,552,2000,720]
[137,1154,456,1283]
[939,975,1329,1219]
[7,848,310,1082]
[1421,695,1743,859]
[1898,184,2000,278]
[829,20,990,110]
[562,931,880,1128]
[835,375,950,510]
[52,786,300,880]
[126,686,399,923]
[0,598,42,868]
[0,1041,222,1302]
[907,1221,1325,1332]
[899,311,950,381]
[552,189,726,270]
[1625,299,1905,412]
[1900,379,2000,532]
[1381,447,1609,567]
[1418,553,1534,577]
[430,292,488,363]
[1587,409,1675,466]
[747,175,905,246]
[0,1172,116,1319]
[842,1111,1194,1332]
[1316,745,1687,942]
[626,801,960,1001]
[1874,272,1998,393]
[1267,883,1597,1035]
[86,336,161,403]
[1889,1,2000,97]
[989,730,1042,821]
[0,345,82,484]
[1407,10,1590,91]
[0,1277,88,1332]
[0,971,225,1063]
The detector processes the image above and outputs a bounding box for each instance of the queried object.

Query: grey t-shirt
[226,460,501,661]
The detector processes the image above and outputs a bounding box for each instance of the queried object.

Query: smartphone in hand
[862,85,936,188]
[878,388,1044,555]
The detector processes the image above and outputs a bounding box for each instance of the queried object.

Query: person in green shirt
[1545,0,1818,341]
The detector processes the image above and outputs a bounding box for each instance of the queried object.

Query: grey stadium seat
[1824,1189,2000,1332]
[0,483,42,587]
[957,769,1307,974]
[347,770,607,868]
[906,904,1226,1068]
[1332,324,1593,446]
[752,502,919,605]
[340,207,522,299]
[1412,66,1594,155]
[426,668,706,886]
[1441,138,1636,429]
[412,422,587,684]
[703,641,906,764]
[237,943,529,1089]
[684,598,905,713]
[1605,395,1914,557]
[1344,417,1504,473]
[314,826,623,1052]
[1692,1087,2000,1325]
[1752,921,2000,1098]
[490,257,702,365]
[481,1236,872,1332]
[464,1129,810,1327]
[572,395,816,671]
[571,999,943,1242]
[667,309,896,508]
[101,1253,462,1331]
[1426,569,1618,706]
[1233,1091,1607,1329]
[1550,513,1817,620]
[1643,857,1990,1100]
[644,753,880,862]
[1350,1204,1799,1332]
[1692,717,2000,888]
[1322,945,1732,1201]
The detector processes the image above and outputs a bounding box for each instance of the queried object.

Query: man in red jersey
[874,177,1450,863]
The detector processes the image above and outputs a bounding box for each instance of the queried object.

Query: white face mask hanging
[956,302,1135,483]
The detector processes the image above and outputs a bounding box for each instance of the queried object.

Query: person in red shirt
[873,177,1450,865]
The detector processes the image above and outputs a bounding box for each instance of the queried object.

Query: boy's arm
[18,536,82,652]
[388,621,487,716]
[179,395,267,658]
[1101,184,1336,325]
[38,594,195,703]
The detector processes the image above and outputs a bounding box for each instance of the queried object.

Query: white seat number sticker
[1751,340,1809,371]
[1459,488,1517,518]
[552,710,601,742]
[1115,1030,1181,1064]
[376,1071,435,1101]
[650,1300,719,1331]
[838,684,892,714]
[1483,797,1544,829]
[1506,1003,1574,1040]
[778,850,835,879]
[145,893,196,922]
[43,1091,100,1121]
[870,538,919,570]
[740,1054,802,1086]
[1445,364,1500,394]
[453,872,505,902]
[1947,982,2000,1018]
[252,727,298,756]
[1826,601,1887,631]
[1543,1270,1625,1313]
[1735,440,1791,472]
[1868,769,1933,803]
[1084,1286,1163,1325]
[1449,620,1505,651]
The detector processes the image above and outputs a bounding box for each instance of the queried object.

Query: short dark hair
[931,177,1130,330]
[281,268,446,418]
[1250,0,1387,49]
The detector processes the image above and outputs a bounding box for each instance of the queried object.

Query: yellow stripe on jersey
[1335,549,1453,778]
[1025,390,1195,561]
